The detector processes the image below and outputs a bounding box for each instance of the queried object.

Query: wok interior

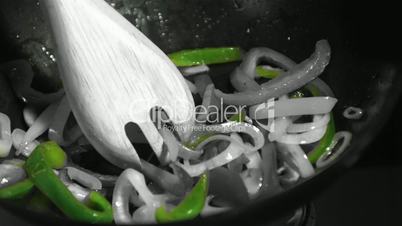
[0,0,401,225]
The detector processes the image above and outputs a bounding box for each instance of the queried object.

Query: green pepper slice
[169,47,284,79]
[0,179,34,199]
[169,47,242,67]
[156,174,208,223]
[307,113,336,164]
[25,141,113,224]
[255,66,281,79]
[303,83,336,164]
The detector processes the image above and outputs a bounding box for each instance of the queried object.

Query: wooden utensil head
[41,0,195,169]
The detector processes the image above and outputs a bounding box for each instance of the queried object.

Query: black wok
[0,0,401,225]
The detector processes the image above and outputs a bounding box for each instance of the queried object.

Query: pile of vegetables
[0,40,352,224]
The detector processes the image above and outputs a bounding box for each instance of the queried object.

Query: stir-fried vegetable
[156,174,208,223]
[242,61,337,165]
[255,66,281,79]
[169,47,242,67]
[0,179,34,199]
[0,113,12,158]
[113,168,169,225]
[316,131,352,168]
[307,114,336,164]
[215,40,331,105]
[250,96,337,119]
[304,81,336,165]
[185,111,246,150]
[0,161,34,199]
[0,39,353,225]
[25,142,113,224]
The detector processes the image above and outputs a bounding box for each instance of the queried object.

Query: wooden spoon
[40,0,195,170]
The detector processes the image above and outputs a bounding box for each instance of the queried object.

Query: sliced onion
[178,143,202,160]
[140,160,188,197]
[2,159,25,167]
[185,79,198,94]
[23,106,39,127]
[180,65,210,77]
[249,96,337,120]
[113,169,168,225]
[159,127,179,163]
[239,144,264,197]
[0,163,26,189]
[278,162,300,187]
[240,168,263,197]
[215,40,331,105]
[230,67,261,92]
[0,113,12,158]
[316,131,352,168]
[12,129,39,157]
[201,121,265,152]
[59,169,90,203]
[65,182,90,203]
[244,144,262,169]
[260,142,283,195]
[23,101,59,144]
[287,114,330,133]
[66,167,102,191]
[132,203,165,224]
[193,73,213,97]
[268,117,293,142]
[178,134,248,177]
[265,95,291,141]
[66,162,118,187]
[343,107,364,120]
[276,125,327,145]
[49,96,82,146]
[276,143,314,178]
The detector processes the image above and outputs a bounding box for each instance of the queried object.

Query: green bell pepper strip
[169,47,282,78]
[304,83,336,164]
[0,179,34,199]
[155,174,208,223]
[255,66,281,79]
[169,47,242,67]
[0,161,34,200]
[25,141,113,224]
[307,114,335,164]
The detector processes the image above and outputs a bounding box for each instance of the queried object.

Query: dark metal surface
[0,0,401,225]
